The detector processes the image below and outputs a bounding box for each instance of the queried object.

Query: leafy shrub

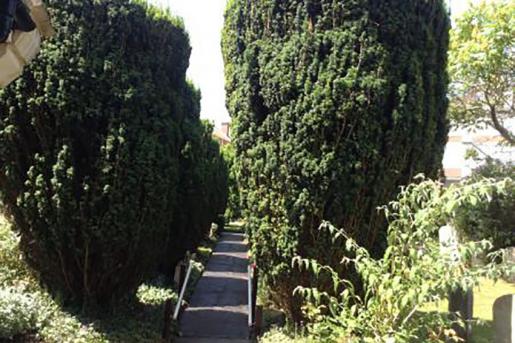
[293,178,511,342]
[260,327,311,343]
[455,160,515,251]
[0,0,218,310]
[136,283,177,307]
[223,0,450,319]
[0,216,32,287]
[0,287,42,339]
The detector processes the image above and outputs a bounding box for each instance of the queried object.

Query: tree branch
[488,105,515,146]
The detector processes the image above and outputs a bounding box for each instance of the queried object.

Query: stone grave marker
[439,225,460,264]
[493,294,515,343]
[439,225,473,342]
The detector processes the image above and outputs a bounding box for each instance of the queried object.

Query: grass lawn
[426,278,515,342]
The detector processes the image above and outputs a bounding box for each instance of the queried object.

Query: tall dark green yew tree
[222,144,242,221]
[0,0,227,310]
[223,0,450,319]
[163,120,228,273]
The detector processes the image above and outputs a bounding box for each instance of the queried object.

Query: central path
[178,232,249,342]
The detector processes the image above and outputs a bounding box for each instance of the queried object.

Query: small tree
[294,177,512,342]
[449,0,514,145]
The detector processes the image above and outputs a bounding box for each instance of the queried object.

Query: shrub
[294,178,511,342]
[136,283,178,307]
[0,0,196,309]
[0,287,41,339]
[455,160,515,250]
[0,216,32,287]
[260,327,311,343]
[223,0,450,319]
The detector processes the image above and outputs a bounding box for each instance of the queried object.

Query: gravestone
[448,287,473,341]
[439,225,473,342]
[493,294,515,343]
[439,225,460,264]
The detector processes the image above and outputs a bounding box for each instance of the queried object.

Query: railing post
[173,258,194,321]
[248,264,253,328]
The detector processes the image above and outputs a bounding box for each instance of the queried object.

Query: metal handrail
[248,264,253,327]
[173,259,194,320]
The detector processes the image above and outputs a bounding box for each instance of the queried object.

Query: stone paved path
[177,232,249,342]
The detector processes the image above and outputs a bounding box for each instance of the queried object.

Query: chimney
[221,122,230,138]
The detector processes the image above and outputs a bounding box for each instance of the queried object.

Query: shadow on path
[178,232,249,341]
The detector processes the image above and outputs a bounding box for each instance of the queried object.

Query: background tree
[449,0,514,145]
[455,159,515,251]
[223,0,450,320]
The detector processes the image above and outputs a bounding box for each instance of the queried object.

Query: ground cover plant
[223,0,450,319]
[0,213,218,342]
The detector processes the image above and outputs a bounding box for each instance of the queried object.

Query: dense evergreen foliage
[163,120,228,273]
[222,144,241,221]
[223,0,450,318]
[0,0,226,310]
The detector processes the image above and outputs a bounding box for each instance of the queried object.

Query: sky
[150,0,230,126]
[150,0,482,127]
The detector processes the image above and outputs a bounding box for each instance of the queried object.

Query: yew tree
[0,0,227,310]
[223,0,450,319]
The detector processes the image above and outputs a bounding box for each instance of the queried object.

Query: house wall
[443,119,515,182]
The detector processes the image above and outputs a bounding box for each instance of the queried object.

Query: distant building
[443,120,515,184]
[213,122,231,146]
